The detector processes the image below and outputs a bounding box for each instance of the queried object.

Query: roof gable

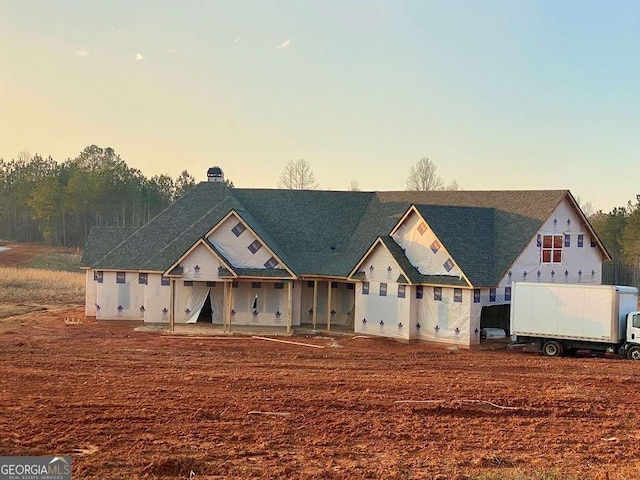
[206,210,296,277]
[163,237,238,279]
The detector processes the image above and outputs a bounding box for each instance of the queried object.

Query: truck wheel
[542,340,563,357]
[627,346,640,360]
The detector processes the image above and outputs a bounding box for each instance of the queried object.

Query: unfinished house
[81,167,609,346]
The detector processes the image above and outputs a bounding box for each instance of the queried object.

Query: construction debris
[394,399,524,410]
[248,411,291,417]
[251,336,325,349]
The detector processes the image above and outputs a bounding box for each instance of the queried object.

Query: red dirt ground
[2,309,640,479]
[0,242,74,267]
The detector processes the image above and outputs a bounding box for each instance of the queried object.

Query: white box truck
[510,282,640,359]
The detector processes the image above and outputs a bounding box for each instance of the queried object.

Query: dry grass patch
[0,304,46,319]
[0,266,84,307]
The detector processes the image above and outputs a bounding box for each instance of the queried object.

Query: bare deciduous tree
[278,158,318,190]
[406,157,444,191]
[444,180,462,191]
[349,180,360,191]
[575,196,594,219]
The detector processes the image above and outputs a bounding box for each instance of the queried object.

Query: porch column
[170,279,175,332]
[326,281,332,332]
[312,280,318,329]
[223,281,229,333]
[228,282,234,333]
[286,281,293,334]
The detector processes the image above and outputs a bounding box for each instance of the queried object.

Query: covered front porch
[169,278,295,334]
[167,277,356,334]
[299,278,356,332]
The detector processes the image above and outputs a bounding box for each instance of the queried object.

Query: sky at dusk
[1,0,639,212]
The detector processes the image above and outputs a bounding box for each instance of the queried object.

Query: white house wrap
[81,171,609,347]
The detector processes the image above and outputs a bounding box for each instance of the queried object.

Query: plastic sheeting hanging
[185,284,210,323]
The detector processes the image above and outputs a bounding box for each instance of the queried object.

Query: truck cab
[624,311,640,359]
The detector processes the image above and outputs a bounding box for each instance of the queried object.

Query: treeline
[0,145,196,247]
[591,197,640,286]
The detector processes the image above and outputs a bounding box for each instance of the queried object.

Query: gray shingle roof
[90,184,240,271]
[414,205,495,286]
[84,183,575,287]
[80,226,137,267]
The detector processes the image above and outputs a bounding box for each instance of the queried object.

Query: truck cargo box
[510,282,639,343]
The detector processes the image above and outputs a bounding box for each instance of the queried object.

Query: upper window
[443,259,454,272]
[577,234,584,248]
[251,282,261,289]
[274,282,284,290]
[416,285,424,299]
[94,271,104,283]
[473,289,481,303]
[397,284,406,298]
[264,257,278,269]
[138,273,148,285]
[116,272,126,284]
[248,240,263,254]
[161,276,170,286]
[231,222,246,237]
[417,222,428,235]
[362,282,370,295]
[505,286,512,301]
[541,234,563,263]
[454,288,462,302]
[379,283,387,296]
[430,239,441,254]
[489,288,496,302]
[434,287,442,301]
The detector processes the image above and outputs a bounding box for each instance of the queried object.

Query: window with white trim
[541,234,563,263]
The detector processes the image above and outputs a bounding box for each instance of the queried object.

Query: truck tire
[542,340,563,357]
[627,346,640,360]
